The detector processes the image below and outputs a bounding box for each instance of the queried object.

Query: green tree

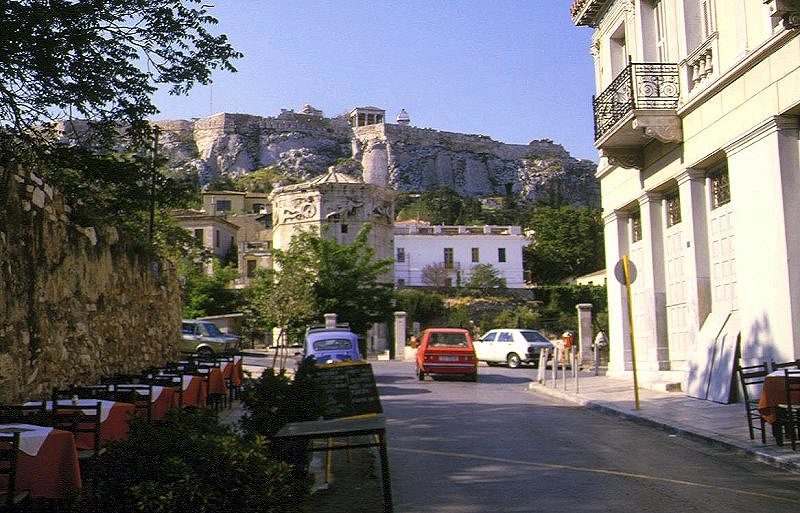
[180,260,241,319]
[0,1,240,146]
[524,205,605,284]
[243,224,394,359]
[395,289,445,328]
[244,247,317,367]
[466,264,507,294]
[303,225,395,336]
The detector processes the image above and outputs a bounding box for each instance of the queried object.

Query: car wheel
[417,368,425,381]
[506,353,521,368]
[196,347,213,359]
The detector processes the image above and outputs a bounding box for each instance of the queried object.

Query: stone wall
[0,164,182,403]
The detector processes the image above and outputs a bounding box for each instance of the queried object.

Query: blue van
[303,327,362,364]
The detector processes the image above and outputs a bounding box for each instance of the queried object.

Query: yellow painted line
[392,447,800,505]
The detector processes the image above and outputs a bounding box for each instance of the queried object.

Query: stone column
[576,303,594,366]
[676,169,711,341]
[603,210,629,374]
[638,192,670,372]
[394,311,407,360]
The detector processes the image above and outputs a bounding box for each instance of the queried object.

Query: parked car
[180,319,240,357]
[415,328,478,382]
[473,328,554,368]
[303,326,362,364]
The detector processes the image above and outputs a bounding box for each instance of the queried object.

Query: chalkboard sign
[316,361,382,419]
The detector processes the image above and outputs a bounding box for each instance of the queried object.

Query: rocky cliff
[153,109,600,206]
[0,164,182,402]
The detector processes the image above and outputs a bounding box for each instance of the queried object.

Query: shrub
[90,408,302,513]
[239,358,323,483]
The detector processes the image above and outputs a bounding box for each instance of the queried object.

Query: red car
[415,328,478,382]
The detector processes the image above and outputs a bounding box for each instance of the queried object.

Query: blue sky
[151,1,598,161]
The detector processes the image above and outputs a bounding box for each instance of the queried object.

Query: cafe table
[0,423,81,499]
[179,374,209,407]
[28,399,136,447]
[758,370,800,443]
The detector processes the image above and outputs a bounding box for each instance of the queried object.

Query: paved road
[373,361,800,513]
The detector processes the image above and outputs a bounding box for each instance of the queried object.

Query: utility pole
[148,126,160,243]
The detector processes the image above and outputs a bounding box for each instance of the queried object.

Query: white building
[394,221,529,289]
[572,1,800,398]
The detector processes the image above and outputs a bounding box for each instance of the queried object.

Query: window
[444,248,454,269]
[471,247,480,263]
[665,191,682,227]
[397,278,405,287]
[498,248,506,263]
[709,162,730,209]
[653,0,668,62]
[341,224,348,234]
[193,228,203,241]
[215,229,220,248]
[251,203,264,213]
[396,247,405,263]
[246,259,257,278]
[215,199,232,212]
[631,210,643,242]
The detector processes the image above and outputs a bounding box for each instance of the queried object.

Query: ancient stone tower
[269,168,396,276]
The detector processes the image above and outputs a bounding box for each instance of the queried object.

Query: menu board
[316,361,382,419]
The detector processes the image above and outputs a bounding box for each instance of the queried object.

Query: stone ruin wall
[0,164,182,403]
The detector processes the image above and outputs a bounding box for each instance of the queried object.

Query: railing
[593,62,680,141]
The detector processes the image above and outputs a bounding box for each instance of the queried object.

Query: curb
[527,382,800,474]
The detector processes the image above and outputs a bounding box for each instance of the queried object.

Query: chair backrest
[736,362,769,402]
[784,368,800,408]
[0,432,22,506]
[52,401,102,456]
[111,384,153,421]
[772,359,800,371]
[0,401,51,426]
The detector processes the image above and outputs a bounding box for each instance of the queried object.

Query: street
[372,361,800,513]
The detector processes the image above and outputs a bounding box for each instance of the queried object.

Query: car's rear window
[313,338,354,351]
[521,330,549,343]
[428,332,469,347]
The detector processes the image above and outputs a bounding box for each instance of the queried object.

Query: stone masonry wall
[0,164,182,403]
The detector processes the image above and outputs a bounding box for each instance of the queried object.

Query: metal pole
[623,255,641,410]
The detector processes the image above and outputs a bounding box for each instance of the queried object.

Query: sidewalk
[527,370,800,473]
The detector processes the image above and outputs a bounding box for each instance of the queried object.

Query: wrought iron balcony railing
[593,62,680,141]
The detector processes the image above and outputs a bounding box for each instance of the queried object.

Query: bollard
[538,348,549,384]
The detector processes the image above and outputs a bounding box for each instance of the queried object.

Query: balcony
[593,63,682,168]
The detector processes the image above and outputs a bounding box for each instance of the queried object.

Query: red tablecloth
[0,424,81,499]
[205,368,227,396]
[151,386,179,420]
[222,356,244,387]
[758,373,800,423]
[181,375,208,407]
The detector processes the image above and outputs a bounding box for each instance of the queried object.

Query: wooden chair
[0,432,32,512]
[735,361,769,443]
[0,401,51,426]
[771,359,800,371]
[110,384,153,421]
[51,400,105,461]
[777,369,800,450]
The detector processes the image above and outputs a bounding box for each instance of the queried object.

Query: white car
[473,329,554,368]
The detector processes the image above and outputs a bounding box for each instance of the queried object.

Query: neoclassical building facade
[572,0,800,399]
